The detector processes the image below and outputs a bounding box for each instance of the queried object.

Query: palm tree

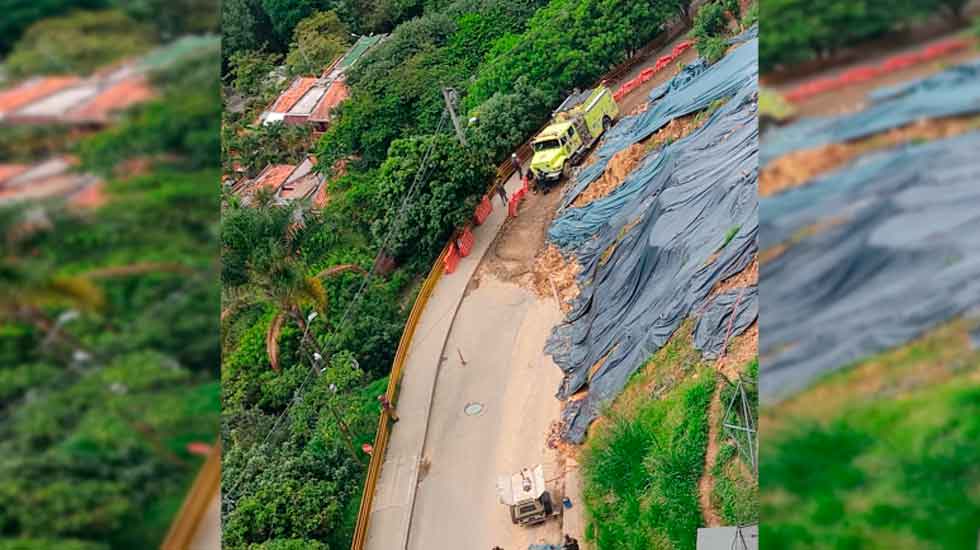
[221,200,366,371]
[0,207,104,356]
[0,205,194,361]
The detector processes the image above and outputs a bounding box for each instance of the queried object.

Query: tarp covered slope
[557,28,759,214]
[759,131,980,400]
[546,49,760,442]
[760,59,980,166]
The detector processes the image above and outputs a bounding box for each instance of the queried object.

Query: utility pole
[442,87,468,147]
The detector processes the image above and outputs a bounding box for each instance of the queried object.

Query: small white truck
[496,465,557,526]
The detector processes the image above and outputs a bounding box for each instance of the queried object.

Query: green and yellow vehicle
[529,85,619,190]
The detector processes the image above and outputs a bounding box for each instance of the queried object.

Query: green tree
[223,0,283,64]
[228,49,283,97]
[261,0,331,46]
[221,202,367,371]
[111,0,219,39]
[0,0,108,56]
[371,133,494,264]
[223,122,313,177]
[467,77,551,164]
[5,10,153,78]
[285,10,351,76]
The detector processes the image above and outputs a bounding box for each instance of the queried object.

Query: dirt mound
[531,244,580,312]
[712,259,758,296]
[761,114,980,196]
[475,184,564,290]
[572,113,702,208]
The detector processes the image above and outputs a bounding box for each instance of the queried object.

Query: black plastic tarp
[694,286,759,360]
[559,30,759,213]
[759,131,980,401]
[547,83,759,443]
[760,59,980,166]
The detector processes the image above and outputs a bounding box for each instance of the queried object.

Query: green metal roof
[137,35,220,71]
[337,34,386,70]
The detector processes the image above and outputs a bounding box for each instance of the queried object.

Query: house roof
[0,164,30,185]
[287,85,327,117]
[0,173,97,204]
[251,164,296,193]
[310,79,349,122]
[67,180,107,209]
[0,76,81,116]
[66,75,155,123]
[11,82,99,121]
[337,34,385,71]
[277,157,322,200]
[271,77,318,114]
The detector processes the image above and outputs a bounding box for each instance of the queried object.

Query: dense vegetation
[761,321,980,548]
[0,10,220,549]
[4,10,153,79]
[582,327,715,550]
[222,0,706,547]
[760,0,971,72]
[0,2,219,79]
[691,0,746,63]
[581,320,759,549]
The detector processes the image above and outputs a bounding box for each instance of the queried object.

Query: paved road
[407,278,563,549]
[364,171,526,550]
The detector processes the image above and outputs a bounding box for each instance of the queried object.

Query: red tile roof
[68,180,107,209]
[313,178,331,208]
[271,77,318,113]
[252,164,296,193]
[0,76,81,114]
[310,79,349,122]
[67,76,155,123]
[0,164,30,185]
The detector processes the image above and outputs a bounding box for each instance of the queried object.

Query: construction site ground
[363,33,709,550]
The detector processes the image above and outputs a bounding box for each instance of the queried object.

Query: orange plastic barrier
[444,243,460,273]
[672,40,693,56]
[786,38,971,103]
[457,227,475,257]
[508,187,528,217]
[613,42,695,102]
[474,195,492,225]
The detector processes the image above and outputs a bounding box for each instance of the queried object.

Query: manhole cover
[464,402,484,416]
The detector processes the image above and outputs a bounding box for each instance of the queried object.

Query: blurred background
[0,1,220,548]
[758,1,980,548]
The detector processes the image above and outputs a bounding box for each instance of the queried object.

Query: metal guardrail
[349,26,696,546]
[350,153,519,549]
[349,243,449,550]
[161,441,222,550]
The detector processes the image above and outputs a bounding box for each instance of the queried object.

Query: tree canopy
[4,10,153,78]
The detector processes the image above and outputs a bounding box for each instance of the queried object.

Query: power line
[224,111,449,508]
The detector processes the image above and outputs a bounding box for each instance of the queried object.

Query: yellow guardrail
[350,128,527,550]
[347,35,683,539]
[350,243,449,550]
[161,441,222,550]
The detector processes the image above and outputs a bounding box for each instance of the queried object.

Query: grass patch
[582,323,716,550]
[712,359,759,526]
[584,371,715,550]
[760,320,980,548]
